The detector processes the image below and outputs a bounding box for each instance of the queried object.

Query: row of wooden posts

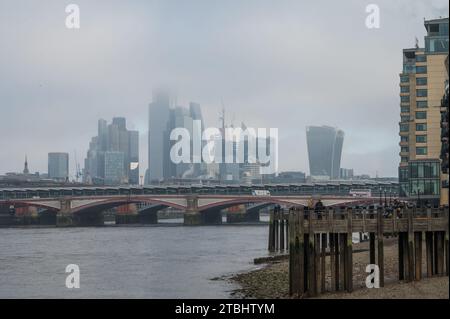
[267,206,449,297]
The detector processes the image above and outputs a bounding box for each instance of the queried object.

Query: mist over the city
[1,0,448,178]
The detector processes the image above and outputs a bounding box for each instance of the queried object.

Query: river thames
[0,220,270,298]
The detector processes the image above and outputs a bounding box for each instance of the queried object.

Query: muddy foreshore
[230,238,449,299]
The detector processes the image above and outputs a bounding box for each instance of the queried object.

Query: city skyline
[0,1,449,178]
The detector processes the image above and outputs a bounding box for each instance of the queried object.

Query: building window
[401,106,410,113]
[400,75,409,83]
[416,66,427,74]
[401,147,409,153]
[401,136,409,142]
[416,77,427,85]
[401,115,410,122]
[400,124,409,132]
[416,147,427,155]
[399,167,409,181]
[416,135,427,143]
[400,86,410,93]
[415,111,427,119]
[416,89,428,97]
[401,157,408,163]
[425,38,449,53]
[415,55,427,62]
[416,101,428,108]
[416,123,427,131]
[401,96,410,103]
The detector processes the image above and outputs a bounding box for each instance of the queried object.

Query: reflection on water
[0,221,269,298]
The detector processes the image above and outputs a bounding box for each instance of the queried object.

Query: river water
[0,221,270,299]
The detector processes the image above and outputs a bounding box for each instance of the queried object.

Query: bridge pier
[115,204,139,225]
[56,199,75,227]
[184,196,202,225]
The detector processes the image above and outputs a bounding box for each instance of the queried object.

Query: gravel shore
[230,238,449,299]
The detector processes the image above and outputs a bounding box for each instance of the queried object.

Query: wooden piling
[289,210,304,296]
[346,207,353,292]
[308,211,317,296]
[436,231,444,276]
[274,212,279,251]
[280,218,285,251]
[268,211,274,252]
[407,208,415,282]
[330,232,336,291]
[426,231,434,277]
[377,207,384,287]
[414,232,422,281]
[321,233,327,292]
[339,233,346,291]
[315,233,321,294]
[369,233,376,265]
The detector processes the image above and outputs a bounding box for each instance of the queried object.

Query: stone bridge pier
[56,199,75,227]
[183,196,222,225]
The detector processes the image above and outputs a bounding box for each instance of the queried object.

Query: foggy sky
[0,0,448,178]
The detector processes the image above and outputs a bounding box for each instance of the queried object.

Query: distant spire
[415,36,419,49]
[23,155,29,174]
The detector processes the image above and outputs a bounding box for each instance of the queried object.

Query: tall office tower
[148,90,172,182]
[104,151,125,184]
[48,152,69,181]
[84,117,139,185]
[306,126,344,180]
[440,56,449,205]
[148,90,208,183]
[398,18,449,207]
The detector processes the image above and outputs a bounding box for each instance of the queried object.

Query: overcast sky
[0,0,448,178]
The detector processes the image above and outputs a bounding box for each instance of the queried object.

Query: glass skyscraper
[306,126,344,180]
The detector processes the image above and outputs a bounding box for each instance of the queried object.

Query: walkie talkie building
[306,126,344,180]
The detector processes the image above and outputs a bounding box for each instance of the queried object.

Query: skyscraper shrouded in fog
[306,126,344,180]
[48,152,69,181]
[83,117,139,185]
[148,90,207,183]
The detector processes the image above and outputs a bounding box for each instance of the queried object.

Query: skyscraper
[148,90,172,182]
[398,18,449,206]
[306,126,344,180]
[84,117,139,185]
[148,90,207,183]
[48,152,69,181]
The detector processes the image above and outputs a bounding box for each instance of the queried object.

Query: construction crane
[74,150,82,183]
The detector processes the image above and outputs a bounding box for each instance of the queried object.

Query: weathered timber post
[321,232,327,292]
[280,217,285,251]
[377,206,384,287]
[369,206,376,266]
[407,207,415,282]
[414,231,422,281]
[445,208,449,276]
[346,207,353,292]
[315,233,321,294]
[339,232,346,291]
[436,231,444,276]
[274,211,279,251]
[330,231,336,292]
[334,232,340,291]
[268,210,274,252]
[289,209,303,296]
[328,208,336,291]
[426,231,434,277]
[285,218,289,251]
[307,210,317,297]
